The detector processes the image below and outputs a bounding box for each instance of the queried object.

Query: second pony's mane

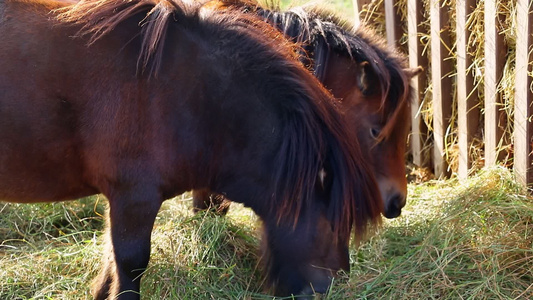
[270,2,412,140]
[279,2,411,140]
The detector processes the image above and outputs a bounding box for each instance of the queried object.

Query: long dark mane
[295,6,412,140]
[55,0,381,236]
[211,0,412,141]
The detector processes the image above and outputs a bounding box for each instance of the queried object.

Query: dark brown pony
[193,0,422,218]
[0,0,382,298]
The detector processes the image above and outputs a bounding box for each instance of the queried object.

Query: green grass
[0,197,106,299]
[1,167,532,299]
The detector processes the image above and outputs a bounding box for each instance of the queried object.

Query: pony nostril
[384,193,405,219]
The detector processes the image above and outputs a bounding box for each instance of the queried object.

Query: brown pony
[0,0,382,298]
[193,0,422,218]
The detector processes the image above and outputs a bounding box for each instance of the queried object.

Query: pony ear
[404,66,424,79]
[355,61,376,96]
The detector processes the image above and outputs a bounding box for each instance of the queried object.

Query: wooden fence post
[430,0,453,177]
[353,0,372,27]
[484,0,507,166]
[384,0,402,47]
[456,0,479,178]
[408,0,429,168]
[514,0,533,187]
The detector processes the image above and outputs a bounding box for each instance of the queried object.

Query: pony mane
[269,3,412,141]
[211,0,412,141]
[56,0,194,76]
[267,68,382,237]
[56,0,381,236]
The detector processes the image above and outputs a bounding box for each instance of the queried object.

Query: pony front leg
[92,188,162,300]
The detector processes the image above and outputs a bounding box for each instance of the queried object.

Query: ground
[0,167,532,299]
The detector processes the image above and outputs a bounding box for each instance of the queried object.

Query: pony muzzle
[379,178,407,219]
[383,192,406,219]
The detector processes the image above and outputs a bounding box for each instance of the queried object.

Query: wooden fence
[353,0,533,186]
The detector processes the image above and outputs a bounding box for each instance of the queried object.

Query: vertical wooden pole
[484,0,507,166]
[353,0,362,27]
[456,0,479,178]
[514,0,533,187]
[353,0,372,27]
[408,0,429,167]
[384,0,403,47]
[430,0,453,177]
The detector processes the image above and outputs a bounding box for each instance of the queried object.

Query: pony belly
[0,168,96,203]
[0,137,96,203]
[0,163,96,203]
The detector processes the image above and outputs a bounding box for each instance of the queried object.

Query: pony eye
[370,127,381,139]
